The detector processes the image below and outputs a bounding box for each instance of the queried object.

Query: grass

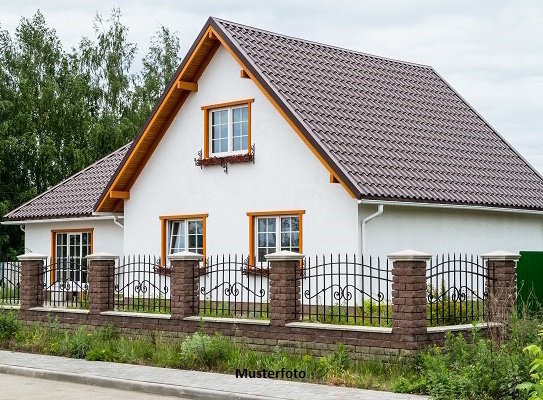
[0,310,414,392]
[1,309,542,398]
[114,295,171,314]
[0,287,19,305]
[198,299,269,320]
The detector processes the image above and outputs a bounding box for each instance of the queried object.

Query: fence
[110,255,170,314]
[42,259,88,309]
[0,261,20,305]
[196,254,269,319]
[297,254,391,326]
[8,250,518,358]
[426,254,491,326]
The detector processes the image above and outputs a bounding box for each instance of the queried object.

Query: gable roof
[4,143,131,221]
[95,17,543,212]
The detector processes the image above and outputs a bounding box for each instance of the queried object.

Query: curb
[0,364,278,400]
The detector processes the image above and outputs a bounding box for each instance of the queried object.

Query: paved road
[0,373,186,400]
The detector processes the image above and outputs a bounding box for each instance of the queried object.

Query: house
[4,17,543,280]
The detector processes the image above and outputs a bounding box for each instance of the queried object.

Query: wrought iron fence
[297,255,392,326]
[110,255,170,314]
[427,253,492,326]
[42,258,89,309]
[1,261,20,305]
[196,254,269,319]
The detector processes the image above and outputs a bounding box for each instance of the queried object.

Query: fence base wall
[4,308,485,361]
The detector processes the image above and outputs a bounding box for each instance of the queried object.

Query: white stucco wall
[24,218,124,259]
[123,46,357,258]
[360,203,543,261]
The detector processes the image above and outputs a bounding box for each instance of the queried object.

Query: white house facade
[4,17,543,274]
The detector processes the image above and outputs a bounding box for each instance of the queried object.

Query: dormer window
[201,99,254,159]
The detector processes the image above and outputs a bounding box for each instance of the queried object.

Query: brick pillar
[266,250,305,327]
[17,253,47,311]
[388,249,431,350]
[482,251,519,324]
[86,252,117,315]
[168,251,202,319]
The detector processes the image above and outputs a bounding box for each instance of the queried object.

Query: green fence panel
[517,251,543,314]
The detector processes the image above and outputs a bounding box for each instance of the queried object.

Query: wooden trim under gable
[159,213,209,267]
[201,98,254,110]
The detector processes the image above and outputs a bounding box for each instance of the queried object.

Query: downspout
[113,216,124,229]
[360,204,384,256]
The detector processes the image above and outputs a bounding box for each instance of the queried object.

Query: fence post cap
[481,250,520,261]
[86,252,119,261]
[17,252,48,261]
[167,251,203,261]
[265,250,305,261]
[387,249,432,262]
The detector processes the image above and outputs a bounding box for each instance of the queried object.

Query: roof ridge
[211,17,433,70]
[3,142,132,219]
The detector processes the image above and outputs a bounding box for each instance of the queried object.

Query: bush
[179,332,231,370]
[0,311,21,343]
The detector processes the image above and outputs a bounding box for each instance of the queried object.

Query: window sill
[242,266,269,276]
[155,266,207,276]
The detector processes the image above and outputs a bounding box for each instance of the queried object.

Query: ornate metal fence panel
[298,255,392,326]
[42,258,88,309]
[111,255,170,314]
[1,261,20,305]
[196,254,269,319]
[427,253,492,326]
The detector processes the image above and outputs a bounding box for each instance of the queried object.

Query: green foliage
[517,328,543,400]
[179,332,231,370]
[0,9,180,258]
[402,315,542,400]
[0,310,21,342]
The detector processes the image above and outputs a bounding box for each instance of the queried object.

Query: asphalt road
[0,373,188,400]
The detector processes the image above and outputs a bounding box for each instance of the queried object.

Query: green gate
[517,251,543,314]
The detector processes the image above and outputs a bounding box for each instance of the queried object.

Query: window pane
[169,220,186,254]
[232,106,248,151]
[281,217,290,232]
[211,110,229,154]
[281,232,290,247]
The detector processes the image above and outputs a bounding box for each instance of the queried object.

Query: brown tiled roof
[213,18,543,210]
[4,143,131,221]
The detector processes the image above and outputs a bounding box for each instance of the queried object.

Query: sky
[1,0,543,172]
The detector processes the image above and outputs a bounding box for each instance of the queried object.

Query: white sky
[1,0,542,172]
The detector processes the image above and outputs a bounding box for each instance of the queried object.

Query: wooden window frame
[201,99,254,159]
[50,228,94,284]
[160,213,208,266]
[246,210,305,267]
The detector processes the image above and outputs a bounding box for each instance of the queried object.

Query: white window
[168,219,204,255]
[256,216,300,263]
[55,231,91,283]
[210,105,248,155]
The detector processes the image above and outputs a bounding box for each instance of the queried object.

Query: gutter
[1,215,124,225]
[359,199,543,216]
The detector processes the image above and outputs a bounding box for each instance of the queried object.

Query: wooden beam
[208,31,216,40]
[330,173,339,183]
[240,69,250,79]
[177,81,198,91]
[110,190,130,199]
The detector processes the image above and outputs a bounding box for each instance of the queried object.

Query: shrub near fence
[297,255,392,327]
[110,255,170,314]
[0,261,20,305]
[196,255,269,319]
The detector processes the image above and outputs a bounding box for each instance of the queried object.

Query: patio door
[55,232,91,284]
